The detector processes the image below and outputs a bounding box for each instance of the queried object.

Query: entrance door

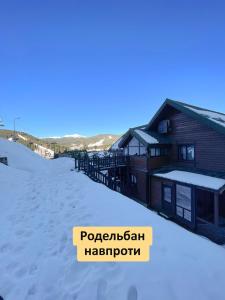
[162,184,173,215]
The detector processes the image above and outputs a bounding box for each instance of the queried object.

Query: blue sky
[1,0,225,137]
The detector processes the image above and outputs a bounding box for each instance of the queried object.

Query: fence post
[78,157,80,171]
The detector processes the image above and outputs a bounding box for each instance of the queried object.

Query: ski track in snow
[0,163,123,300]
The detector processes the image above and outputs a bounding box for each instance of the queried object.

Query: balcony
[128,155,170,171]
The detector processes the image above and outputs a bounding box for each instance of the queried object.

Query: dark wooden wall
[122,166,148,204]
[147,156,170,170]
[167,110,225,172]
[219,192,225,218]
[150,177,173,210]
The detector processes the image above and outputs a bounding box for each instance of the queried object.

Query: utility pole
[13,117,20,140]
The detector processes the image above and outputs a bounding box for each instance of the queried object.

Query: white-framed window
[125,137,147,156]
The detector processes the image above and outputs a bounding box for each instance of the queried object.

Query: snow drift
[1,138,225,300]
[0,138,47,172]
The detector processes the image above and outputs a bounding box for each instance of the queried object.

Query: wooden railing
[75,155,128,171]
[87,168,122,192]
[74,155,127,193]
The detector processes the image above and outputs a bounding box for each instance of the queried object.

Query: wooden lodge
[75,99,225,244]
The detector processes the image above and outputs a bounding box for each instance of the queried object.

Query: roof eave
[147,98,225,137]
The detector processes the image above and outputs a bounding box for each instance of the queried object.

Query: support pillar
[214,192,219,227]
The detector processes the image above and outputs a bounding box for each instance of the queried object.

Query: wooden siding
[150,177,173,210]
[147,156,170,170]
[129,156,148,171]
[122,166,148,203]
[165,109,225,172]
[219,192,225,218]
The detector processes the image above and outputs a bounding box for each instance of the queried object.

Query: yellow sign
[73,226,153,262]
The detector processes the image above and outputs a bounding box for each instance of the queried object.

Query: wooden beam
[214,192,219,227]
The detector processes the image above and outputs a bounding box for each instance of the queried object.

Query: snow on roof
[135,129,159,144]
[110,136,123,150]
[154,170,225,191]
[184,105,225,128]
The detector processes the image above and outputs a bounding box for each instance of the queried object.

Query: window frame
[125,137,147,156]
[178,144,195,161]
[130,174,137,185]
[162,185,172,203]
[158,120,170,134]
[150,147,169,157]
[175,183,193,222]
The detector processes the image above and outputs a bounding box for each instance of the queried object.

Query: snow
[110,136,123,150]
[135,129,159,144]
[64,134,86,138]
[42,133,86,139]
[88,139,105,148]
[154,170,225,191]
[0,138,48,172]
[70,144,84,150]
[1,139,225,300]
[18,134,27,141]
[34,143,54,159]
[185,105,225,128]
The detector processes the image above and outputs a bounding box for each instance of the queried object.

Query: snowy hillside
[42,134,121,151]
[1,138,225,300]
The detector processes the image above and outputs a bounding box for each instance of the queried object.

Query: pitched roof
[118,127,171,148]
[110,136,123,151]
[111,99,225,150]
[109,124,146,151]
[147,99,225,136]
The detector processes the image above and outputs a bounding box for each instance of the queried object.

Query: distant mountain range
[0,129,121,152]
[42,134,121,151]
[43,133,86,139]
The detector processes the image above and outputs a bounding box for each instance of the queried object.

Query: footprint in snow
[6,261,19,273]
[127,286,138,300]
[59,233,68,253]
[96,279,107,300]
[14,266,27,278]
[0,243,12,254]
[29,263,38,275]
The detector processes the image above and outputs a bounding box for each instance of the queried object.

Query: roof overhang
[146,98,225,137]
[118,128,151,148]
[153,170,225,193]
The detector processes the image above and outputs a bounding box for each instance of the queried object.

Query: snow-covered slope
[0,138,47,172]
[1,139,225,300]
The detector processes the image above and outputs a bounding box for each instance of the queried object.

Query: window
[125,137,147,156]
[163,186,172,203]
[150,147,169,157]
[130,174,137,184]
[158,120,171,134]
[176,184,192,222]
[178,145,195,161]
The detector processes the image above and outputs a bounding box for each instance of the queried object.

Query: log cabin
[75,99,225,243]
[110,99,225,243]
